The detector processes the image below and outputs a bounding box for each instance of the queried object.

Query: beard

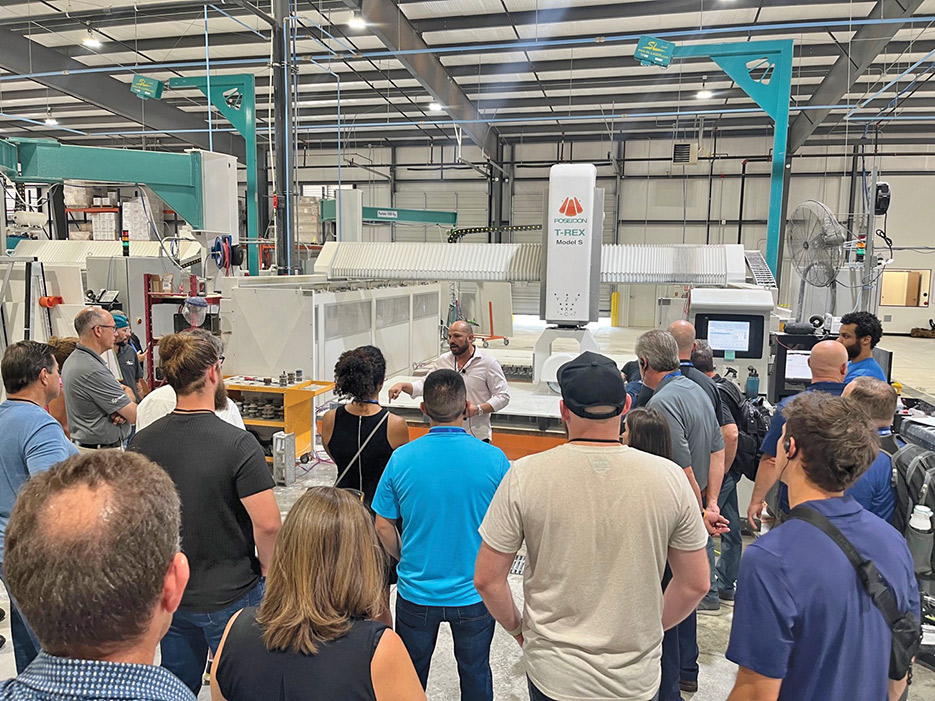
[214,379,228,411]
[844,342,860,360]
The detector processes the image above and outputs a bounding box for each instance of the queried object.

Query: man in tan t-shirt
[475,351,710,701]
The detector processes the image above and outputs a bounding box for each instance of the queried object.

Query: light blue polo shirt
[373,427,510,607]
[844,356,887,384]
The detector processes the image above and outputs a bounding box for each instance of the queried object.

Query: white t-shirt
[479,443,708,700]
[135,385,246,432]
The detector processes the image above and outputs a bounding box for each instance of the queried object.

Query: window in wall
[879,269,931,307]
[301,184,355,198]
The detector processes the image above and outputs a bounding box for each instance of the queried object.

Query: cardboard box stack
[296,196,320,243]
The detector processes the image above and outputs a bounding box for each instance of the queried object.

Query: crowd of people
[0,306,921,701]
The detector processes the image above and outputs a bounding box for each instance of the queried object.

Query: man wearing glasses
[61,307,138,451]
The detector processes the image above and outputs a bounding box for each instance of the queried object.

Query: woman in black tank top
[320,346,409,625]
[210,487,424,701]
[321,346,410,509]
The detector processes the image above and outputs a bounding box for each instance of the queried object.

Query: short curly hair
[783,392,879,491]
[840,311,883,348]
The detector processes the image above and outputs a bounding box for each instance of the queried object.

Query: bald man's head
[808,340,849,383]
[447,320,475,357]
[667,320,697,357]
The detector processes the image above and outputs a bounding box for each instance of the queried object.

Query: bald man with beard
[389,321,510,442]
[747,340,849,528]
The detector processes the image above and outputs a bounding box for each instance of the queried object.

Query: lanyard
[662,372,682,382]
[429,427,466,435]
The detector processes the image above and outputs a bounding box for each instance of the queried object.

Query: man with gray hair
[842,376,899,523]
[637,329,726,701]
[0,450,193,700]
[373,369,510,698]
[61,307,137,450]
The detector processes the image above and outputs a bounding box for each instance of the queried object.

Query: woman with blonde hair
[211,487,424,701]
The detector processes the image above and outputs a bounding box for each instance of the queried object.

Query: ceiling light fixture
[44,109,58,126]
[429,102,443,112]
[348,13,366,29]
[696,89,713,100]
[83,28,102,49]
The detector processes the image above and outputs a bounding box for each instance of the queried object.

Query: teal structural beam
[8,138,203,228]
[320,199,458,228]
[169,75,260,275]
[649,39,793,275]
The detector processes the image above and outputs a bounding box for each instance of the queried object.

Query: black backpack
[716,377,772,481]
[890,431,935,537]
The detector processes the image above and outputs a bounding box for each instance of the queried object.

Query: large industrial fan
[786,200,847,321]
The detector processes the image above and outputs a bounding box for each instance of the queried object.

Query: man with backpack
[726,392,919,701]
[692,341,770,606]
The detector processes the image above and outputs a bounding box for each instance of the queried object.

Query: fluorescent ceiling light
[83,29,101,49]
[696,89,713,100]
[44,115,58,126]
[429,102,443,112]
[348,14,366,29]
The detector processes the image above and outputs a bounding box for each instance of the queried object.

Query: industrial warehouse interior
[1,0,935,700]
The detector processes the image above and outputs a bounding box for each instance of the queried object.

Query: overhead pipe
[80,102,870,138]
[1,15,934,84]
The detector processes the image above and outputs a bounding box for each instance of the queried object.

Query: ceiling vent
[673,143,698,165]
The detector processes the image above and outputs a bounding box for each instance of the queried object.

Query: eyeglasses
[218,355,225,365]
[95,324,116,332]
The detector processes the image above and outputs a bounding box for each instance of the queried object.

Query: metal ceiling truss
[788,0,927,152]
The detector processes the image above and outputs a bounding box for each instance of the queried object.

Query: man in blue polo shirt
[373,369,509,700]
[727,392,918,700]
[747,340,848,527]
[843,377,898,523]
[838,311,887,383]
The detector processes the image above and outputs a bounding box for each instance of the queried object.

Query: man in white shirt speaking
[389,321,509,442]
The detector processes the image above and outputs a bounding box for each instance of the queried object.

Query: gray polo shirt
[61,344,132,445]
[647,374,724,491]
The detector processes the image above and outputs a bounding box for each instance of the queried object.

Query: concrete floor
[1,316,933,699]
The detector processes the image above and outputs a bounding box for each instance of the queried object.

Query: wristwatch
[476,405,484,417]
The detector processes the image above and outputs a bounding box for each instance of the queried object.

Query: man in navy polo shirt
[727,392,918,700]
[747,339,848,527]
[373,369,510,700]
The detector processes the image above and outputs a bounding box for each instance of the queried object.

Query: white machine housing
[540,164,603,325]
[688,287,774,389]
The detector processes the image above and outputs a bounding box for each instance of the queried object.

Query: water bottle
[907,505,934,575]
[759,504,773,535]
[745,367,760,399]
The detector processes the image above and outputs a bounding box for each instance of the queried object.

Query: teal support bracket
[649,40,793,275]
[169,75,260,275]
[320,199,458,228]
[7,138,203,228]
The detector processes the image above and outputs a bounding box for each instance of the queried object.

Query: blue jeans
[0,564,40,674]
[714,472,743,595]
[160,578,265,694]
[395,596,495,700]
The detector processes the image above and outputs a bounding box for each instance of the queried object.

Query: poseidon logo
[558,196,583,217]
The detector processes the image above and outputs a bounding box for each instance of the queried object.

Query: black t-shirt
[128,411,274,612]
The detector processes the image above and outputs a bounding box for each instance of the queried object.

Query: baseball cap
[112,313,130,330]
[557,351,628,419]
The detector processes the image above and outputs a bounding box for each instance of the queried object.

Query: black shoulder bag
[788,506,922,686]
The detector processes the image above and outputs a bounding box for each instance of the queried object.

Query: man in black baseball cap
[475,349,710,701]
[558,351,630,420]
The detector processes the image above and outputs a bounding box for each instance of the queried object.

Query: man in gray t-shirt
[61,307,137,448]
[637,329,726,701]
